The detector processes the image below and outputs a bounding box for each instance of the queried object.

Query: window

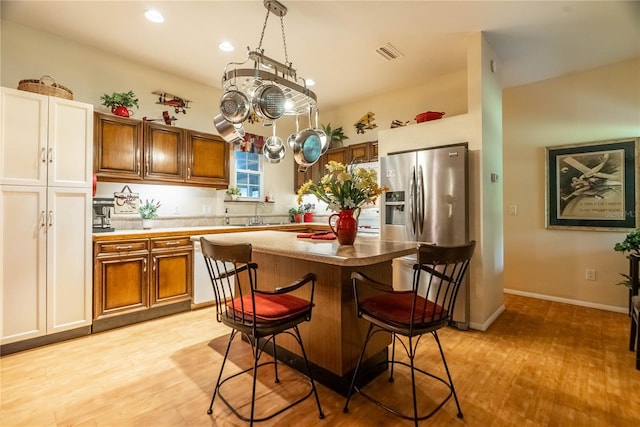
[234,151,262,198]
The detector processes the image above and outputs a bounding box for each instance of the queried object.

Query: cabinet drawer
[95,239,149,256]
[151,237,192,250]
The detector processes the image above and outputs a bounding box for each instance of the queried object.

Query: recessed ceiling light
[305,79,315,87]
[145,10,164,23]
[219,41,234,52]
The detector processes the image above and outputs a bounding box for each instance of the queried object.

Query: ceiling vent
[376,42,404,61]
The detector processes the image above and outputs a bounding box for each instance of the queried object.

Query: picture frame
[545,138,639,231]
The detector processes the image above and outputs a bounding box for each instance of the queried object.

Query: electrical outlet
[585,269,596,281]
[508,205,518,215]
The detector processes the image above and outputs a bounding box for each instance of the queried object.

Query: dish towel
[296,231,337,240]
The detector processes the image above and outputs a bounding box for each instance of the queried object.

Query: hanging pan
[219,88,250,124]
[252,84,285,120]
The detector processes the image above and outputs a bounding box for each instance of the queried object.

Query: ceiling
[2,1,639,110]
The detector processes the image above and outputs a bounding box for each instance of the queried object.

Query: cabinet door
[46,187,92,333]
[347,143,370,164]
[150,237,193,307]
[0,88,48,186]
[48,97,93,188]
[369,141,379,161]
[186,130,229,187]
[144,122,184,182]
[325,148,348,165]
[94,240,149,318]
[93,112,143,181]
[0,186,47,344]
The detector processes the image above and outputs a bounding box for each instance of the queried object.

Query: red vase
[112,106,130,118]
[329,209,358,245]
[304,212,314,223]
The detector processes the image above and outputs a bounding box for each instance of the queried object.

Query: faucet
[251,201,266,225]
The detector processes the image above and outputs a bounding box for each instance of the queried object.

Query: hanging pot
[313,109,329,154]
[263,121,286,163]
[292,128,321,170]
[219,89,250,124]
[252,84,285,120]
[213,113,243,144]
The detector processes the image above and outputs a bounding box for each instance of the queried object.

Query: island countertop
[194,230,418,267]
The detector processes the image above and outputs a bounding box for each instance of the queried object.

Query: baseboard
[469,304,505,331]
[504,288,627,314]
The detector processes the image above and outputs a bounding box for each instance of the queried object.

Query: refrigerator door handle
[417,165,425,235]
[409,166,417,236]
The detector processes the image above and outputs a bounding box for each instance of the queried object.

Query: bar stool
[200,237,324,425]
[343,241,475,426]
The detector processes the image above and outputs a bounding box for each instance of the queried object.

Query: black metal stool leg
[208,330,237,415]
[272,334,280,383]
[343,323,375,413]
[433,331,463,418]
[294,325,325,419]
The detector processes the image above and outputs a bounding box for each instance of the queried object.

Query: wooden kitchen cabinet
[1,87,93,353]
[143,122,185,182]
[347,140,378,163]
[93,239,150,320]
[185,130,229,186]
[150,237,193,307]
[94,112,229,188]
[93,112,144,181]
[93,236,193,332]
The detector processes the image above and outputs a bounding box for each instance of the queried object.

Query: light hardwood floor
[1,294,639,426]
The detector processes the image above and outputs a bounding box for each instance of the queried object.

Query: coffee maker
[92,198,114,232]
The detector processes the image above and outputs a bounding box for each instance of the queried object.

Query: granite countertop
[196,230,417,267]
[92,223,331,241]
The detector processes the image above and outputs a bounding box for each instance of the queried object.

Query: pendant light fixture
[214,0,319,167]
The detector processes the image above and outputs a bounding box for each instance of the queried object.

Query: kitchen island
[195,230,417,394]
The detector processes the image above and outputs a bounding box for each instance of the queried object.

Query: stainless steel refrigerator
[380,142,470,329]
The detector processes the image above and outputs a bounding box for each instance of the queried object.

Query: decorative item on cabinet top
[113,185,140,214]
[17,75,73,100]
[100,90,139,118]
[152,91,191,114]
[354,112,377,134]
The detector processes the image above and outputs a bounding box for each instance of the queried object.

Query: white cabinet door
[46,187,92,333]
[0,186,47,344]
[0,87,93,188]
[48,97,93,188]
[0,88,48,186]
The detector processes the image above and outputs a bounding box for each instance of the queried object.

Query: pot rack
[216,0,320,167]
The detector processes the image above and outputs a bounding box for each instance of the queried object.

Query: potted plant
[226,186,241,200]
[139,199,161,229]
[289,206,304,223]
[303,203,315,223]
[614,229,640,314]
[100,90,139,118]
[321,123,349,149]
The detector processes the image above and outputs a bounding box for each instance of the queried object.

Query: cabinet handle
[143,258,147,272]
[165,241,180,246]
[48,147,53,163]
[40,210,46,227]
[146,152,150,172]
[115,245,133,250]
[48,210,53,227]
[153,257,156,271]
[187,167,191,179]
[40,147,46,163]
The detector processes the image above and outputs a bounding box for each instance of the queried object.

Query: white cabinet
[0,87,93,348]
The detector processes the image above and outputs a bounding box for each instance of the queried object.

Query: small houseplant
[303,203,315,223]
[614,229,640,290]
[100,90,139,118]
[226,186,241,200]
[321,123,349,149]
[289,206,304,223]
[139,199,161,229]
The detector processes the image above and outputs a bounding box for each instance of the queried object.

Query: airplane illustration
[152,91,191,114]
[560,153,621,201]
[142,111,178,125]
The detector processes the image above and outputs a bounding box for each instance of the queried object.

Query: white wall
[0,20,299,219]
[503,57,640,312]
